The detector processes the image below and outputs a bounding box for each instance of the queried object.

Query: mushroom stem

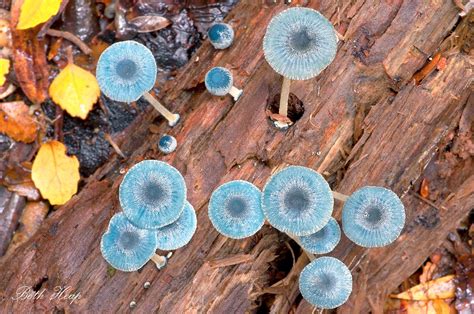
[150,252,173,270]
[287,232,315,261]
[228,86,243,101]
[279,76,291,117]
[332,191,349,202]
[142,92,180,127]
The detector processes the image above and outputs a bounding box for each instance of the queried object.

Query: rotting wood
[0,1,472,313]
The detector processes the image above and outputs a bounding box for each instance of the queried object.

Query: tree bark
[0,1,472,313]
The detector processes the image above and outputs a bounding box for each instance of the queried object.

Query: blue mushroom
[299,217,341,254]
[299,256,352,309]
[158,134,177,154]
[119,160,186,230]
[262,166,333,236]
[208,23,235,49]
[100,212,157,272]
[263,8,337,128]
[208,180,264,239]
[204,67,242,101]
[96,41,180,127]
[156,201,197,251]
[342,186,405,248]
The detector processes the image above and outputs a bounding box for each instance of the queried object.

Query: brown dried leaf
[10,0,49,103]
[420,178,430,198]
[129,15,171,33]
[412,53,441,85]
[0,101,37,142]
[6,201,48,254]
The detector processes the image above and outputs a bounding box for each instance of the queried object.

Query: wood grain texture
[0,1,472,313]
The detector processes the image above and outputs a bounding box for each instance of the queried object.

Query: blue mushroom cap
[299,217,341,254]
[263,7,337,80]
[208,23,235,49]
[96,41,157,103]
[299,256,352,309]
[262,166,334,236]
[100,212,157,272]
[205,67,233,96]
[119,160,186,229]
[342,186,405,248]
[208,180,264,239]
[158,134,177,154]
[156,201,197,251]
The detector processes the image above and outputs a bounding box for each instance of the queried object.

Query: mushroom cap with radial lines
[156,201,197,251]
[119,160,186,229]
[158,134,177,154]
[263,7,337,80]
[299,217,341,254]
[208,180,264,239]
[299,256,352,309]
[208,23,235,49]
[96,41,157,103]
[100,212,157,272]
[204,67,233,96]
[262,166,333,236]
[342,186,405,248]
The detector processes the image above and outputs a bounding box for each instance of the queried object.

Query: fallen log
[0,1,472,313]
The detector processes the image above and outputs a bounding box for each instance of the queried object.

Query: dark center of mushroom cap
[143,181,166,205]
[227,197,247,217]
[284,187,310,213]
[315,272,336,293]
[116,59,137,79]
[208,24,227,42]
[363,205,384,227]
[159,136,173,147]
[208,69,230,88]
[119,231,140,250]
[290,28,314,53]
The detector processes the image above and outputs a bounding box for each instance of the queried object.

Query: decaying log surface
[0,1,472,313]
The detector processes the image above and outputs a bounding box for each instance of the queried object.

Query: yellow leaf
[32,141,80,205]
[49,63,100,119]
[17,0,62,30]
[0,58,10,85]
[392,275,455,301]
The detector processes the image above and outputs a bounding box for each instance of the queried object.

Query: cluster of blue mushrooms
[101,160,196,272]
[263,7,338,129]
[96,41,180,127]
[207,165,405,309]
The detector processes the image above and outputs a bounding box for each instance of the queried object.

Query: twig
[104,133,126,159]
[410,191,446,211]
[46,29,92,55]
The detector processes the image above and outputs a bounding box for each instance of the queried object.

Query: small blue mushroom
[96,41,180,127]
[342,186,405,248]
[262,166,333,236]
[208,180,264,239]
[299,256,352,309]
[208,23,235,49]
[158,134,177,154]
[205,67,242,101]
[156,201,197,251]
[263,8,337,129]
[119,160,186,230]
[299,217,341,254]
[100,212,157,272]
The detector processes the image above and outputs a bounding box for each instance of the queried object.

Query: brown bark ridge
[0,1,472,313]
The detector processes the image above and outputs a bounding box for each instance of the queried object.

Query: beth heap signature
[11,286,81,305]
